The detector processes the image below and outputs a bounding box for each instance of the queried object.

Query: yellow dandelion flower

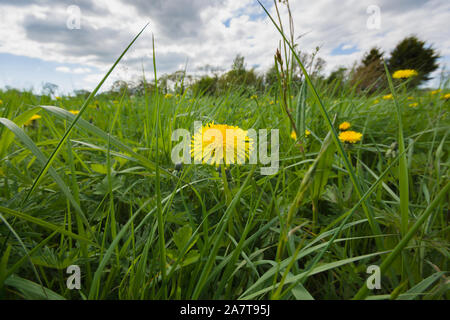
[55,96,62,100]
[269,100,274,105]
[338,130,363,144]
[164,93,173,99]
[409,103,418,108]
[24,114,42,126]
[0,100,3,105]
[373,99,380,104]
[382,94,393,100]
[430,89,441,95]
[191,122,254,166]
[69,110,80,115]
[339,121,351,131]
[290,130,297,140]
[392,69,418,79]
[441,93,450,100]
[250,95,258,100]
[305,129,311,136]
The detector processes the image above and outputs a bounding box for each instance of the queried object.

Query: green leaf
[173,225,193,252]
[4,274,66,300]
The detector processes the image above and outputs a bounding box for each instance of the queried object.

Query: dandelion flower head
[338,130,363,144]
[192,122,254,166]
[339,121,351,131]
[392,69,418,79]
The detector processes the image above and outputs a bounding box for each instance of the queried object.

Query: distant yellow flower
[290,130,297,140]
[339,121,351,131]
[392,69,418,79]
[55,96,62,100]
[430,89,441,95]
[407,96,414,100]
[0,100,3,105]
[69,110,80,115]
[291,130,310,140]
[441,93,450,100]
[409,103,418,108]
[339,130,363,144]
[24,114,42,126]
[164,93,173,99]
[373,99,380,104]
[250,95,258,100]
[192,122,254,166]
[382,94,393,100]
[269,100,274,105]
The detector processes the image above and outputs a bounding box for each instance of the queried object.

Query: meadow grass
[0,25,449,300]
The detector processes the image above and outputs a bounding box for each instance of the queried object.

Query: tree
[388,36,440,87]
[265,63,279,89]
[350,47,386,93]
[42,82,58,96]
[219,54,263,94]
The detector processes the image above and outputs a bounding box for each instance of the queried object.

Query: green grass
[0,28,449,300]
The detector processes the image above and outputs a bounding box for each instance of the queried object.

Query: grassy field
[0,76,448,300]
[0,21,449,300]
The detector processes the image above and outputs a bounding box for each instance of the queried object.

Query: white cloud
[56,66,71,73]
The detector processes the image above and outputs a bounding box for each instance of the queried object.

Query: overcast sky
[0,0,448,94]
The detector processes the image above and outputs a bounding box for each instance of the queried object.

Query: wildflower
[392,69,418,79]
[69,110,80,115]
[409,103,418,108]
[250,95,258,100]
[305,129,311,136]
[191,122,254,166]
[290,130,297,140]
[24,114,42,126]
[55,96,62,100]
[382,94,393,100]
[0,100,3,105]
[441,93,450,100]
[269,100,274,105]
[430,89,441,95]
[339,121,351,131]
[338,130,363,144]
[407,96,414,100]
[373,99,380,104]
[164,93,173,99]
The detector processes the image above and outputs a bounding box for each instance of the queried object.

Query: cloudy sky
[0,0,448,94]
